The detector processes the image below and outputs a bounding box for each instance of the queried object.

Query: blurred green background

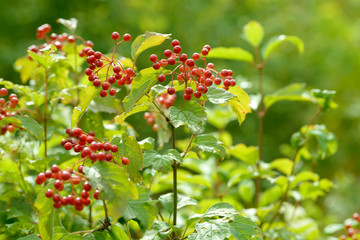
[0,0,359,226]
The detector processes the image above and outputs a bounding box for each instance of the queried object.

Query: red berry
[81,190,89,199]
[82,198,91,206]
[61,196,68,205]
[172,39,180,47]
[95,60,103,67]
[122,157,129,165]
[167,87,175,95]
[83,181,92,191]
[111,145,118,152]
[158,74,166,82]
[94,51,102,59]
[94,190,101,200]
[112,32,120,40]
[108,76,116,84]
[53,194,61,202]
[117,79,125,86]
[36,173,46,185]
[67,195,75,205]
[164,50,172,58]
[153,62,161,70]
[109,88,116,96]
[214,78,222,85]
[126,68,135,77]
[102,82,110,90]
[51,164,60,173]
[123,33,131,41]
[173,45,182,54]
[74,128,82,136]
[185,87,193,95]
[45,189,53,198]
[167,58,176,65]
[194,91,202,98]
[74,144,82,152]
[113,65,121,73]
[45,170,52,178]
[78,165,84,173]
[97,152,106,161]
[82,147,91,157]
[150,54,157,62]
[205,79,213,87]
[203,44,211,51]
[0,88,7,96]
[53,202,62,209]
[100,90,107,97]
[103,142,111,151]
[201,48,209,56]
[179,54,187,62]
[54,180,64,191]
[183,94,192,101]
[192,53,200,60]
[64,142,72,150]
[61,171,71,180]
[223,79,231,87]
[186,59,195,67]
[106,153,113,161]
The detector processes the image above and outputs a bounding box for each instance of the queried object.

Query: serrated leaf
[159,193,197,215]
[262,35,304,59]
[192,134,226,159]
[228,87,251,125]
[71,83,100,128]
[204,202,239,219]
[142,221,172,240]
[84,161,138,222]
[230,215,263,240]
[264,83,314,109]
[205,87,235,104]
[123,67,167,112]
[131,32,170,60]
[189,221,231,240]
[34,182,56,240]
[169,101,206,134]
[138,137,155,150]
[230,144,258,165]
[143,149,182,173]
[114,103,149,125]
[270,158,294,176]
[206,47,254,62]
[123,186,157,230]
[243,21,264,48]
[111,133,144,183]
[1,115,44,141]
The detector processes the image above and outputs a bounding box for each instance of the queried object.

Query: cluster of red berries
[61,127,129,166]
[144,112,158,132]
[35,164,100,211]
[150,39,236,102]
[156,92,176,109]
[0,87,19,135]
[340,213,360,240]
[36,24,52,40]
[83,32,134,98]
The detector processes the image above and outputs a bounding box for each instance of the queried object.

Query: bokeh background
[0,0,359,227]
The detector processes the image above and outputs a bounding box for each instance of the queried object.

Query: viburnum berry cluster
[156,92,176,109]
[83,31,135,98]
[0,87,20,135]
[144,112,158,132]
[35,164,100,211]
[340,213,360,240]
[28,23,94,59]
[150,39,236,102]
[61,127,130,166]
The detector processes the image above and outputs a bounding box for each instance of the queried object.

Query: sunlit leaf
[131,32,171,60]
[1,115,44,141]
[230,144,258,165]
[206,47,254,62]
[243,21,264,48]
[262,35,304,59]
[228,86,251,125]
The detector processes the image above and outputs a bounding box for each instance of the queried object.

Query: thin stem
[102,200,110,223]
[44,68,49,158]
[89,205,92,229]
[308,107,321,125]
[181,134,195,158]
[171,124,179,240]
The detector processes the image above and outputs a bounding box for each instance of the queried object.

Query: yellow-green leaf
[244,21,264,47]
[270,158,294,176]
[227,86,251,125]
[206,47,254,63]
[131,32,171,60]
[262,35,304,59]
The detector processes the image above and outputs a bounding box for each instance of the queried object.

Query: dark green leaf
[159,193,197,214]
[123,186,157,230]
[108,225,129,240]
[262,35,304,59]
[192,134,226,159]
[17,235,41,240]
[188,221,231,240]
[84,161,138,222]
[169,101,206,134]
[143,149,182,173]
[311,89,337,111]
[71,83,100,128]
[206,47,254,62]
[131,32,170,60]
[79,111,104,139]
[230,215,263,240]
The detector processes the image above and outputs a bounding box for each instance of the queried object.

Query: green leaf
[108,225,130,240]
[114,103,149,125]
[169,101,206,134]
[270,158,294,176]
[243,21,264,48]
[27,51,47,68]
[79,111,104,139]
[292,171,319,188]
[259,186,282,207]
[230,144,258,165]
[159,193,197,214]
[311,89,338,111]
[131,32,171,60]
[192,134,226,159]
[238,180,255,203]
[143,149,182,173]
[228,87,251,125]
[71,83,100,128]
[111,133,144,183]
[205,86,235,104]
[206,47,254,63]
[204,202,239,219]
[230,215,263,240]
[138,137,155,150]
[1,115,44,141]
[189,221,231,240]
[142,221,172,240]
[18,235,42,240]
[84,161,138,222]
[123,186,157,230]
[123,67,168,112]
[14,56,39,83]
[262,35,304,59]
[34,182,56,240]
[264,83,314,109]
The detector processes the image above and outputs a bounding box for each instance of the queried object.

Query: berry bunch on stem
[150,39,236,102]
[35,163,100,211]
[0,87,20,135]
[339,213,360,240]
[83,32,134,98]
